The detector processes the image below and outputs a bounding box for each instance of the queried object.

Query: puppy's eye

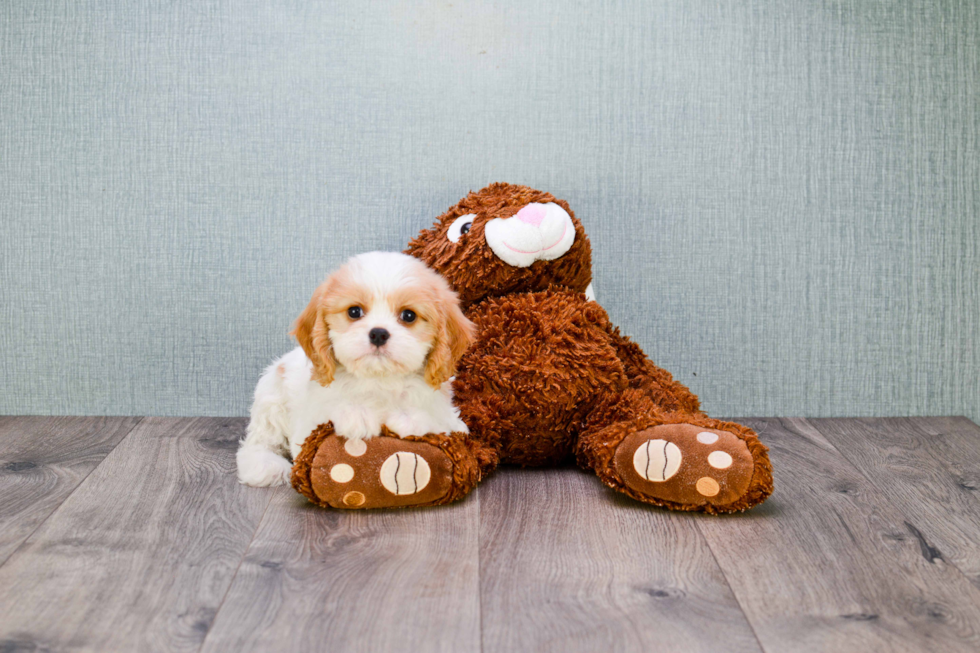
[399,309,417,324]
[447,214,476,243]
[347,306,363,319]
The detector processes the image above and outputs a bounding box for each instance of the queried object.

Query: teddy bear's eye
[447,214,476,243]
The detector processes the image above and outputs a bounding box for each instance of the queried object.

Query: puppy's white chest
[315,375,436,438]
[290,370,463,447]
[331,403,385,439]
[330,391,426,438]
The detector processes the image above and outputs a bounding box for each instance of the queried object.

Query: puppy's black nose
[368,328,390,347]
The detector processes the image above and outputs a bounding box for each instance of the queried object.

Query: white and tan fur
[237,251,475,487]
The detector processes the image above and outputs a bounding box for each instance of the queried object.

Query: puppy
[237,251,476,487]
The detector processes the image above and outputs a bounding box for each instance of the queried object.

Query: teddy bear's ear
[424,297,476,389]
[291,285,338,386]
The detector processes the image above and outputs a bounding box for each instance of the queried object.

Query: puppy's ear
[291,284,337,386]
[424,294,476,389]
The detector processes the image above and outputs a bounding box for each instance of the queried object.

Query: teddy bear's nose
[514,203,547,228]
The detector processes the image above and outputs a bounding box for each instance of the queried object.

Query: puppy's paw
[236,444,293,487]
[333,406,383,440]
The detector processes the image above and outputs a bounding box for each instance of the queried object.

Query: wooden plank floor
[1,417,979,652]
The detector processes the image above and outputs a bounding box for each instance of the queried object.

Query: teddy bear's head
[406,183,593,307]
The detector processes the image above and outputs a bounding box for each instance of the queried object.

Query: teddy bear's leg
[575,391,773,513]
[292,423,495,509]
[602,324,703,414]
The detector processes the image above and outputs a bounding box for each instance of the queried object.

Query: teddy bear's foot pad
[308,435,454,509]
[614,424,754,507]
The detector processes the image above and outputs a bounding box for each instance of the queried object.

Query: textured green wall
[1,1,977,420]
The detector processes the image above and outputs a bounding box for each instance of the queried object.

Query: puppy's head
[291,252,475,388]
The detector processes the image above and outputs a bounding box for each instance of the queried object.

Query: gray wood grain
[0,417,271,653]
[698,418,980,652]
[809,417,980,589]
[3,415,979,652]
[0,416,141,567]
[478,467,763,653]
[199,488,481,653]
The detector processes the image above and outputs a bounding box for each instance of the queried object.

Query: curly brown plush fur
[403,182,774,513]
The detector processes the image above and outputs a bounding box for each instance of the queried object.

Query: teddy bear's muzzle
[484,202,576,267]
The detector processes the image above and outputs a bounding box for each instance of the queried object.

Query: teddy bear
[292,183,773,514]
